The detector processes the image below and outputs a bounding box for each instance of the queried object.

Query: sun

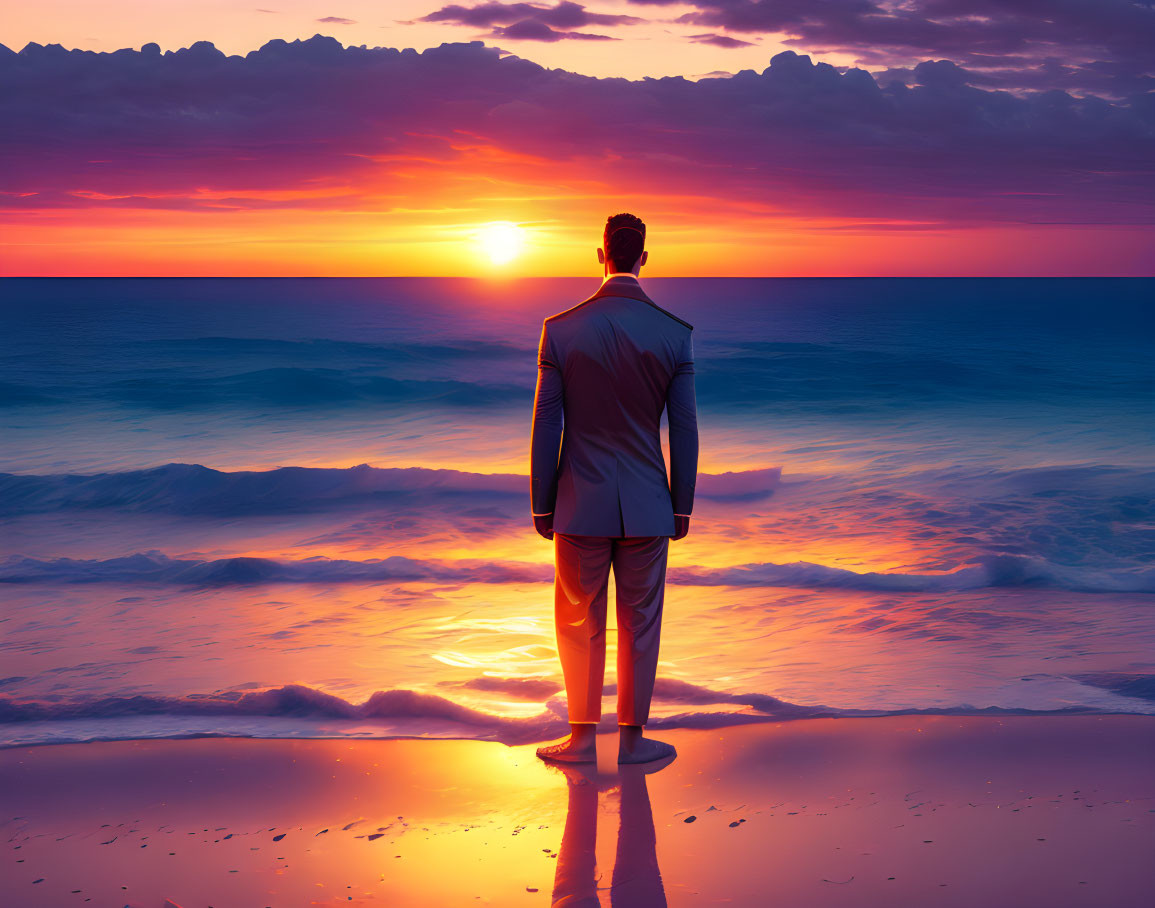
[476,221,525,265]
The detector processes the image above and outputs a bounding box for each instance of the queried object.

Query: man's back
[530,274,698,537]
[532,214,691,766]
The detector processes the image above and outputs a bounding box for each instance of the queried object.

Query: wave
[2,677,1144,750]
[0,681,823,748]
[2,462,1150,594]
[670,553,1155,594]
[1071,672,1155,703]
[104,367,528,410]
[0,551,552,586]
[695,340,1153,412]
[2,548,1151,593]
[0,380,58,406]
[0,462,782,516]
[0,335,534,411]
[3,328,1149,415]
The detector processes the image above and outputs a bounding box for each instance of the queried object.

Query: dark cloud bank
[420,0,1155,97]
[1,35,1151,224]
[627,0,1155,91]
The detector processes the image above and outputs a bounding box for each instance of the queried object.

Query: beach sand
[3,715,1153,907]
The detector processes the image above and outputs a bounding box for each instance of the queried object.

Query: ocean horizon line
[3,274,1154,280]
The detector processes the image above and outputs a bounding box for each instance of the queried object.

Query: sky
[2,0,1153,275]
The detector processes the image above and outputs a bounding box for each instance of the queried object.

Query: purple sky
[1,1,1152,274]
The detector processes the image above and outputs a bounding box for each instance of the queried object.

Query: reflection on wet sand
[549,757,673,907]
[3,720,1153,906]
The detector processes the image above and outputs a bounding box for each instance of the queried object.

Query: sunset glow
[3,4,1153,905]
[477,221,526,266]
[2,13,1151,277]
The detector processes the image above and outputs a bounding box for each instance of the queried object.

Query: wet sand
[2,715,1153,907]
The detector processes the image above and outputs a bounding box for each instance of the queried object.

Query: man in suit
[530,212,698,765]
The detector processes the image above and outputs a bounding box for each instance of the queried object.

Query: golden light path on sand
[4,718,1153,906]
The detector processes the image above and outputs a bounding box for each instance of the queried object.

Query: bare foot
[618,732,676,765]
[536,733,596,763]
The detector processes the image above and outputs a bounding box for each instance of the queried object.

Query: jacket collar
[581,274,654,306]
[576,274,693,329]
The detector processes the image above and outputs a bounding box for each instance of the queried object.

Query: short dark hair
[604,212,646,272]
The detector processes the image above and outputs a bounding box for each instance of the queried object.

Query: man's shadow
[546,755,673,907]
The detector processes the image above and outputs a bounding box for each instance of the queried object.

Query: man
[530,212,698,765]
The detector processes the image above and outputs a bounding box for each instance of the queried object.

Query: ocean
[1,276,1152,748]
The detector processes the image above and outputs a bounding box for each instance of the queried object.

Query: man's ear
[597,247,605,264]
[640,250,649,268]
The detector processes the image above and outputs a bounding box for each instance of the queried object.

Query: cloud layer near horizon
[1,36,1152,227]
[628,0,1155,80]
[413,0,1153,99]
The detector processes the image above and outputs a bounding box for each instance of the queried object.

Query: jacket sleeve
[530,320,564,517]
[667,329,698,517]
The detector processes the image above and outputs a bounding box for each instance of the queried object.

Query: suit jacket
[530,274,699,537]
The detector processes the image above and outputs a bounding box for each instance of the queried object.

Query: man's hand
[534,514,555,540]
[672,515,690,540]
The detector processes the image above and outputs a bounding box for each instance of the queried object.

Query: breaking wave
[2,549,1151,593]
[0,462,782,516]
[669,554,1155,594]
[3,677,1145,750]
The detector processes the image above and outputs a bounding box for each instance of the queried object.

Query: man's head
[598,212,648,274]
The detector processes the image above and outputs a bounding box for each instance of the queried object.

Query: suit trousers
[553,532,670,726]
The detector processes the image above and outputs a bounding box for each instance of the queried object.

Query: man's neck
[605,271,640,281]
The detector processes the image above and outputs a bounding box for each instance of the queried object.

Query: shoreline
[4,701,1154,752]
[4,714,1153,906]
[1,704,1153,747]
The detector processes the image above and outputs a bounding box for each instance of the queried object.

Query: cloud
[419,1,641,42]
[686,33,757,49]
[316,16,356,25]
[1,37,1151,226]
[626,0,1155,95]
[419,1,644,29]
[490,21,617,41]
[874,57,1155,98]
